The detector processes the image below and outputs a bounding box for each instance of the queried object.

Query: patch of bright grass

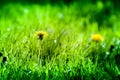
[0,2,120,80]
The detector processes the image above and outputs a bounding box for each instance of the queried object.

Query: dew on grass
[48,29,53,33]
[106,52,110,55]
[67,67,71,72]
[74,43,80,48]
[101,43,106,49]
[58,12,64,19]
[105,51,110,58]
[24,8,29,14]
[116,40,120,45]
[54,39,57,44]
[61,29,68,35]
[22,37,29,44]
[64,67,71,74]
[24,69,32,74]
[64,70,66,73]
[7,27,11,32]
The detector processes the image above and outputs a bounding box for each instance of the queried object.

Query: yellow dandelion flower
[91,34,103,42]
[35,31,48,40]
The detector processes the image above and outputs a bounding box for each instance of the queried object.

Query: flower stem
[38,41,42,65]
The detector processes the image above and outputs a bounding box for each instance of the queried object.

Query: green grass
[0,2,120,80]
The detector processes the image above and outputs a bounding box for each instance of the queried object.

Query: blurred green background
[0,0,120,8]
[1,0,120,28]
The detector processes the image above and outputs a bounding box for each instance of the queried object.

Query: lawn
[0,1,120,80]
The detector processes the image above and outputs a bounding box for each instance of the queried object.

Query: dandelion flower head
[91,34,103,42]
[35,31,48,40]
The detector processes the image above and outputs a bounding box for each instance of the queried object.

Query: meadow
[0,1,120,80]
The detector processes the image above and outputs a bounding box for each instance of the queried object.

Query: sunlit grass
[0,2,120,80]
